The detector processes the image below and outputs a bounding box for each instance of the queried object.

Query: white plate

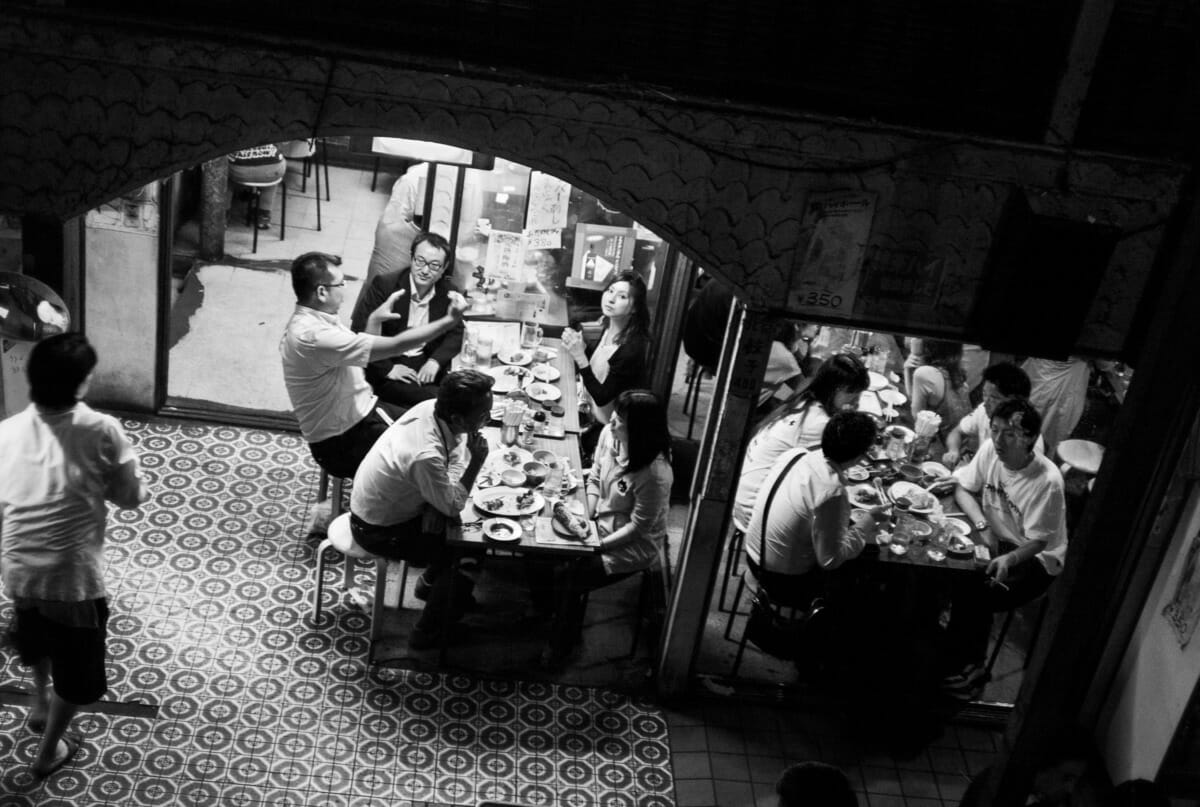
[482,517,522,542]
[888,481,937,514]
[526,382,562,402]
[497,347,534,366]
[868,371,889,391]
[920,461,951,478]
[847,484,886,508]
[473,487,545,517]
[489,447,533,469]
[487,365,532,393]
[530,363,561,382]
[1057,439,1104,474]
[942,517,972,539]
[532,346,559,363]
[878,388,907,406]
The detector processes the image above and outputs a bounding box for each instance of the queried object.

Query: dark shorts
[10,598,110,705]
[308,402,404,480]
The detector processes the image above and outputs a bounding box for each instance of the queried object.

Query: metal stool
[317,469,347,519]
[279,138,329,231]
[628,540,673,657]
[312,513,409,659]
[717,525,746,613]
[231,177,286,253]
[683,362,712,440]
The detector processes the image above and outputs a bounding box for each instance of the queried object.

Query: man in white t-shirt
[943,398,1067,696]
[0,334,149,778]
[942,362,1044,468]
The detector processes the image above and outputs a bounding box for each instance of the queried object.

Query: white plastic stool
[313,513,409,656]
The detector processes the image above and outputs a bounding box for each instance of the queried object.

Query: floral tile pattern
[0,417,673,806]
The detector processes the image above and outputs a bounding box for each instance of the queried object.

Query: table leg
[438,556,460,667]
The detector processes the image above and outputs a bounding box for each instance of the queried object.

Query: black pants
[944,543,1054,669]
[308,402,404,480]
[350,512,472,633]
[368,354,443,408]
[527,557,635,653]
[745,556,827,611]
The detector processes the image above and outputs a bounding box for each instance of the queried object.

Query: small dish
[526,382,562,403]
[926,548,946,562]
[845,466,870,482]
[497,348,533,366]
[868,371,889,391]
[920,461,951,478]
[909,520,933,539]
[888,543,909,556]
[878,388,907,406]
[483,517,522,542]
[533,346,559,363]
[529,363,561,382]
[532,449,559,467]
[847,484,884,508]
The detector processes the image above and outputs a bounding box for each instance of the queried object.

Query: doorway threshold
[161,395,297,432]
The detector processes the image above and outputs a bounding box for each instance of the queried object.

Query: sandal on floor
[32,734,81,779]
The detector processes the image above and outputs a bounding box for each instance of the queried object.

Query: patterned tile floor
[0,417,674,806]
[0,415,997,806]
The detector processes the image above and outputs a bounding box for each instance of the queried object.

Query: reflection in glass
[0,272,69,342]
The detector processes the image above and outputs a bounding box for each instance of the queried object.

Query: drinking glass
[475,333,493,368]
[520,321,543,350]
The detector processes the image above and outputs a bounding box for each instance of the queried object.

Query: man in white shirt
[942,362,1043,468]
[944,397,1067,695]
[0,334,149,778]
[349,370,493,649]
[280,250,465,479]
[351,233,465,407]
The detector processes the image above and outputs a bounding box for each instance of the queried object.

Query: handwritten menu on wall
[527,172,570,231]
[787,190,877,317]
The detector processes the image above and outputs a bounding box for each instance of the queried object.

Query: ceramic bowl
[522,461,549,487]
[532,450,558,468]
[499,469,526,487]
[898,463,923,483]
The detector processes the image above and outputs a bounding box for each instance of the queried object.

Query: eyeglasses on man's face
[319,279,346,289]
[413,256,444,273]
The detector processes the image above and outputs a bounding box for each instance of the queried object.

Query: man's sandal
[32,734,81,779]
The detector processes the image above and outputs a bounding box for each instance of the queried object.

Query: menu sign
[787,191,876,317]
[857,246,946,307]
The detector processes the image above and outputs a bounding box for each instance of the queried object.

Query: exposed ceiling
[14,0,1200,160]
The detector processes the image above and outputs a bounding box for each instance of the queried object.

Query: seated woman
[561,271,651,459]
[742,411,881,609]
[731,353,869,535]
[538,390,673,667]
[910,338,972,450]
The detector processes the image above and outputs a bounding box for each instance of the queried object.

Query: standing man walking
[0,334,149,778]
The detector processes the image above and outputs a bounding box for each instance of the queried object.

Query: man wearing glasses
[351,232,465,407]
[280,251,466,480]
[941,397,1067,698]
[941,362,1044,468]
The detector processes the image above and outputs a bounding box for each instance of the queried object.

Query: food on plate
[533,347,556,362]
[846,466,870,482]
[503,349,531,365]
[503,366,530,379]
[530,363,560,382]
[487,521,517,539]
[926,548,946,562]
[852,488,881,506]
[906,490,936,510]
[481,497,505,511]
[515,489,538,509]
[888,543,908,556]
[947,535,975,554]
[552,501,590,540]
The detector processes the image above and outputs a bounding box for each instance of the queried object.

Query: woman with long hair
[561,272,651,454]
[537,389,673,667]
[731,353,869,533]
[910,338,972,443]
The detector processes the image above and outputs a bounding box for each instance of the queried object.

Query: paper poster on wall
[526,228,562,250]
[1164,526,1200,648]
[483,230,526,283]
[787,191,877,317]
[568,224,636,291]
[527,172,570,231]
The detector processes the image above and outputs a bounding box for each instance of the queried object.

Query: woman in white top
[538,390,673,667]
[732,353,869,533]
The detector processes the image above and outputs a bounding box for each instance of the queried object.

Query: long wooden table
[440,427,598,663]
[458,332,582,434]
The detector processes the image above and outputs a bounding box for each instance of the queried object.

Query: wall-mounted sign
[568,223,636,291]
[858,246,946,307]
[787,191,876,317]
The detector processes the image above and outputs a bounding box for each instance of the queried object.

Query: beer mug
[520,321,543,350]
